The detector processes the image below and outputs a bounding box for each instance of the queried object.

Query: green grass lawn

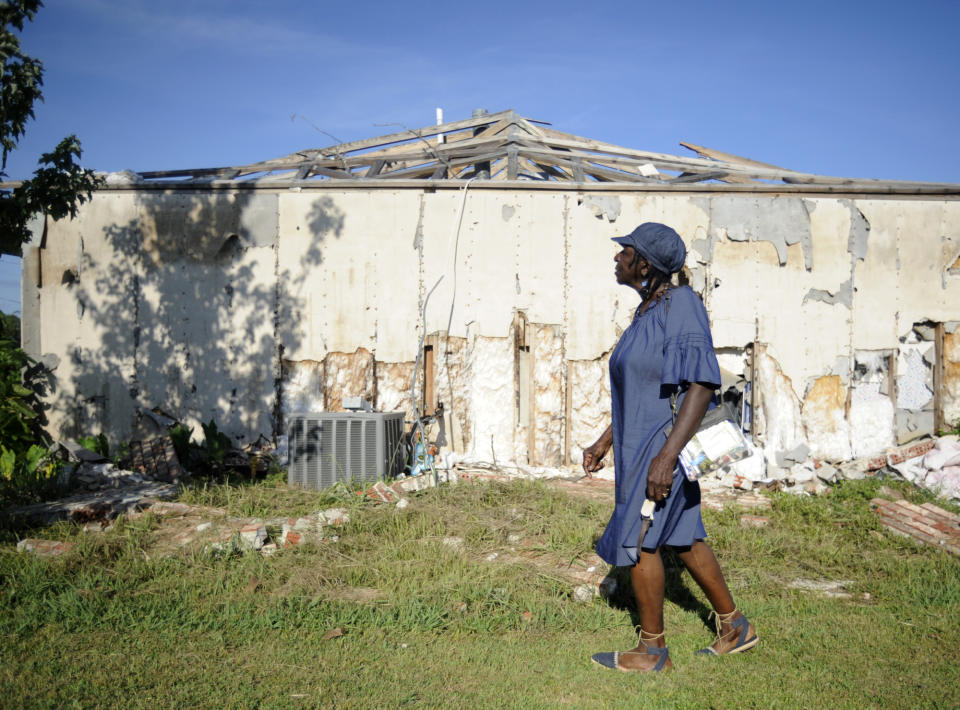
[1,475,958,709]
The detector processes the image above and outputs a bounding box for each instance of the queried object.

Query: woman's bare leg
[676,540,756,652]
[618,547,672,671]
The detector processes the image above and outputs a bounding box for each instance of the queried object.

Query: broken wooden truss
[135,109,958,191]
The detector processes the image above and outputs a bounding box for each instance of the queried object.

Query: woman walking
[583,222,758,673]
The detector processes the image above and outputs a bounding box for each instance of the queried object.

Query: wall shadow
[66,189,343,447]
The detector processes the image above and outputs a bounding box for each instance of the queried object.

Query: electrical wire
[406,177,476,483]
[440,177,476,474]
[409,275,443,483]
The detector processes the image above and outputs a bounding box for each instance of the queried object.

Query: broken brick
[281,530,304,547]
[886,439,936,466]
[316,508,350,527]
[367,481,400,503]
[239,522,267,550]
[286,517,314,532]
[740,515,771,528]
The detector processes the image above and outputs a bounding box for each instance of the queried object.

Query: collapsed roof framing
[134,109,957,192]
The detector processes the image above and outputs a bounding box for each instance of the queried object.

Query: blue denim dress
[595,286,722,566]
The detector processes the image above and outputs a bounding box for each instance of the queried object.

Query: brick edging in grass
[870,497,960,555]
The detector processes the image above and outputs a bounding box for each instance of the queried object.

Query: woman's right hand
[582,425,613,477]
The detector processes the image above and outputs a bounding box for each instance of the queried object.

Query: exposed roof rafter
[125,110,959,191]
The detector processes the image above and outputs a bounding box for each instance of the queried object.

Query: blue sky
[2,0,959,315]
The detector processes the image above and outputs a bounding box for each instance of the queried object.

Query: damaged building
[19,110,960,479]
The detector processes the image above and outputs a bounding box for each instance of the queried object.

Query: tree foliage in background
[0,316,49,454]
[0,311,58,504]
[0,309,18,341]
[0,0,101,256]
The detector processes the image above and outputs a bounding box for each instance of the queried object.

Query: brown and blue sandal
[591,629,672,672]
[695,608,759,656]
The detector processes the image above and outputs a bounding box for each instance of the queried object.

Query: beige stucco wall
[25,185,960,470]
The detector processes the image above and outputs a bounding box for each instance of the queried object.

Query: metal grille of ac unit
[287,412,406,490]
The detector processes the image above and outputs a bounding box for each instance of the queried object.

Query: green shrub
[77,433,109,458]
[168,419,234,475]
[0,442,62,503]
[0,311,19,342]
[0,340,51,452]
[0,313,61,505]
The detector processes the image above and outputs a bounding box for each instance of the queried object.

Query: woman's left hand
[646,450,676,501]
[645,382,714,502]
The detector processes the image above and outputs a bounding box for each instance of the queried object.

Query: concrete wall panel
[511,192,566,326]
[566,195,632,361]
[896,201,954,332]
[852,201,900,349]
[30,185,960,470]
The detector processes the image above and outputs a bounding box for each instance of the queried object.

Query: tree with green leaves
[0,1,89,503]
[0,0,101,256]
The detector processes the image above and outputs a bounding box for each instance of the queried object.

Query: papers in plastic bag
[666,404,752,482]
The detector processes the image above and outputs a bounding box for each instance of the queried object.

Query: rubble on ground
[4,483,180,527]
[15,499,354,559]
[3,435,189,527]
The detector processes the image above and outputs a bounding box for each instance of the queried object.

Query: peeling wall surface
[25,187,960,468]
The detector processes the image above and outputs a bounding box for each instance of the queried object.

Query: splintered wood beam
[679,141,787,171]
[365,159,386,177]
[507,146,519,180]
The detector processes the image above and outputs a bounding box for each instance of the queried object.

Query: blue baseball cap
[612,222,687,274]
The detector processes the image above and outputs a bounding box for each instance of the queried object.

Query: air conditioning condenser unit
[287,412,406,490]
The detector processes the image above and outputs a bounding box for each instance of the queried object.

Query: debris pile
[879,437,960,500]
[15,501,353,559]
[2,435,188,527]
[70,462,172,491]
[705,436,960,501]
[4,483,180,528]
